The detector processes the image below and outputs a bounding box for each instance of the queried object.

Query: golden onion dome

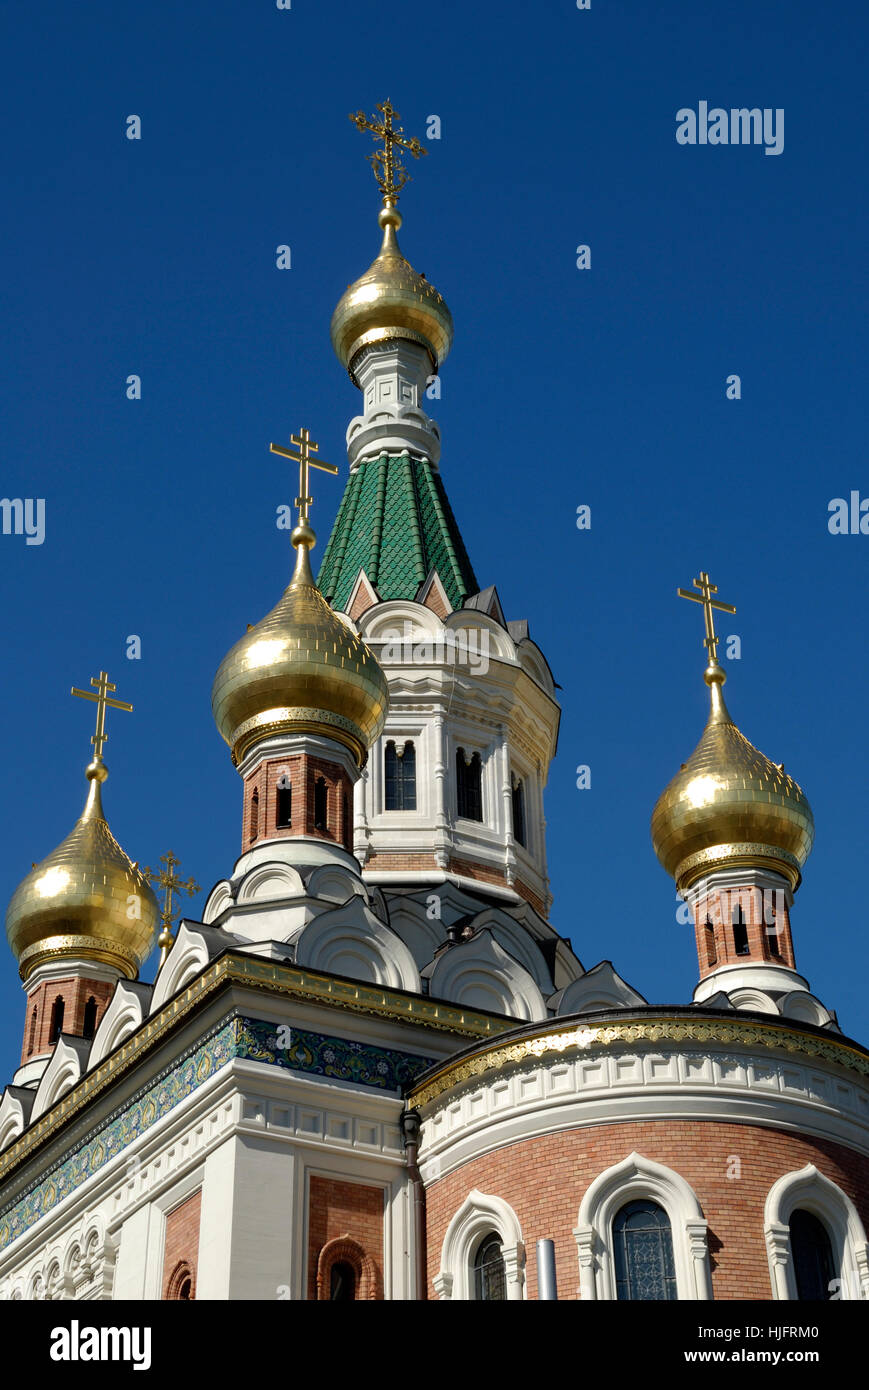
[5,758,159,982]
[211,521,389,768]
[331,203,454,386]
[651,663,814,892]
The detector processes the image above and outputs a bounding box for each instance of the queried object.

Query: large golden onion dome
[651,662,814,892]
[212,519,389,768]
[6,758,159,982]
[331,203,454,386]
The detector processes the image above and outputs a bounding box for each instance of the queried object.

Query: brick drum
[307,1175,384,1300]
[424,1121,869,1300]
[21,976,115,1064]
[161,1189,202,1299]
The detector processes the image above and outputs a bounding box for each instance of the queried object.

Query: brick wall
[21,976,115,1065]
[162,1189,202,1299]
[307,1175,384,1300]
[693,884,795,980]
[424,1120,869,1301]
[243,753,354,851]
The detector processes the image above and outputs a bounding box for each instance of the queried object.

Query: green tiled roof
[318,453,478,611]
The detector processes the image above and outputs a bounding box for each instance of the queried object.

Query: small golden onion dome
[211,522,389,769]
[650,663,814,892]
[5,759,159,983]
[330,203,454,386]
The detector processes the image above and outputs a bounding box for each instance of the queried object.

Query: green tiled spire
[318,453,478,611]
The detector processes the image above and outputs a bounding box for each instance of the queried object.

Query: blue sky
[1,0,867,1072]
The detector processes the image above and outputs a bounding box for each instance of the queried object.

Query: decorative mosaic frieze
[0,1016,434,1254]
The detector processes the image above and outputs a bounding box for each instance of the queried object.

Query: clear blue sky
[1,0,867,1074]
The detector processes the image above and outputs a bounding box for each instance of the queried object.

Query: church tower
[4,673,158,1087]
[651,573,834,1028]
[318,103,560,922]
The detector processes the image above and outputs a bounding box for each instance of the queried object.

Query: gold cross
[349,99,427,203]
[678,572,736,666]
[269,427,338,527]
[70,670,133,760]
[143,851,201,968]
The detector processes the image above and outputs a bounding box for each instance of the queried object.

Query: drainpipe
[401,1108,427,1300]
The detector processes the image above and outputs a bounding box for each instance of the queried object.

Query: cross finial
[143,851,201,969]
[677,571,736,667]
[269,427,339,530]
[349,99,427,204]
[71,670,133,761]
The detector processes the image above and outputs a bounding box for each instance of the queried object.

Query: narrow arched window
[731,903,749,956]
[276,773,292,828]
[472,1234,506,1301]
[385,740,417,810]
[456,748,483,822]
[329,1261,356,1301]
[166,1260,195,1301]
[613,1199,677,1300]
[705,917,717,966]
[314,777,328,831]
[763,898,780,957]
[28,1006,37,1056]
[249,787,259,844]
[511,776,525,847]
[82,997,98,1040]
[49,996,65,1044]
[790,1209,835,1301]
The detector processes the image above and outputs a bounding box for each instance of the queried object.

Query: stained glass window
[613,1199,677,1300]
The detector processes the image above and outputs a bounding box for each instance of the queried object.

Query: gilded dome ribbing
[651,664,814,891]
[211,530,388,768]
[5,759,159,982]
[331,205,453,386]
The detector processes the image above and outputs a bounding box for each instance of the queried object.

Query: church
[1,102,867,1304]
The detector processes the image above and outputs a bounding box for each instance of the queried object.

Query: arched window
[28,1006,37,1056]
[472,1234,507,1301]
[456,748,483,822]
[385,740,417,810]
[249,787,259,844]
[49,996,65,1044]
[511,776,525,847]
[276,774,292,828]
[314,777,328,831]
[82,997,98,1040]
[732,903,749,956]
[790,1210,835,1302]
[613,1199,678,1301]
[763,898,780,957]
[166,1260,195,1301]
[704,916,717,966]
[329,1261,356,1301]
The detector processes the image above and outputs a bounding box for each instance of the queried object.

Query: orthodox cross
[143,851,201,968]
[269,427,338,527]
[349,99,426,202]
[678,572,736,666]
[71,670,132,760]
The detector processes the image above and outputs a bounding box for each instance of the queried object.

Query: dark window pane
[276,780,292,828]
[385,741,416,811]
[314,778,328,831]
[511,778,525,846]
[82,997,98,1040]
[330,1261,356,1302]
[790,1209,835,1301]
[473,1235,506,1301]
[613,1200,677,1301]
[456,748,483,822]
